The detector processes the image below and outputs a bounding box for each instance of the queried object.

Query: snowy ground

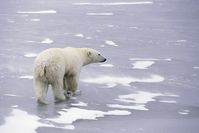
[0,0,199,133]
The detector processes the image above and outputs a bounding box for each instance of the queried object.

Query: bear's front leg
[65,90,73,98]
[63,76,70,98]
[67,75,81,96]
[63,75,77,98]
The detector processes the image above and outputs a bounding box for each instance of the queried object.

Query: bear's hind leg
[34,80,48,104]
[52,80,66,103]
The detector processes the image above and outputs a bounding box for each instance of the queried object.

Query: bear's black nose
[103,58,107,62]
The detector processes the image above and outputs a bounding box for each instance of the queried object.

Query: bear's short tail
[39,65,46,77]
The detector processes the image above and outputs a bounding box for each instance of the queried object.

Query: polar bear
[33,47,106,104]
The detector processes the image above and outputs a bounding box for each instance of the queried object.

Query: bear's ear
[87,51,92,57]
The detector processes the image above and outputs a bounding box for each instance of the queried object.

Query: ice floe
[108,91,179,111]
[73,2,153,6]
[132,61,154,69]
[105,40,118,47]
[24,53,38,58]
[17,10,57,14]
[86,13,113,16]
[81,75,164,88]
[0,109,72,133]
[47,108,131,125]
[18,75,33,80]
[41,38,53,44]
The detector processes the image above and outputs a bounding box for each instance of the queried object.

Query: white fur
[33,47,106,104]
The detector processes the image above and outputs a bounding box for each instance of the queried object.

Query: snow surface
[17,10,56,14]
[47,108,131,125]
[129,58,172,61]
[100,64,114,67]
[193,66,199,69]
[24,53,38,58]
[18,75,33,79]
[159,100,177,103]
[178,110,190,115]
[74,34,84,38]
[41,38,54,44]
[73,2,153,6]
[71,101,88,107]
[0,109,74,133]
[108,91,179,111]
[30,19,40,22]
[132,61,154,69]
[4,94,21,97]
[105,40,118,47]
[86,13,113,16]
[0,107,130,132]
[81,75,164,88]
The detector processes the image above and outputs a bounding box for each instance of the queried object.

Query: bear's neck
[82,55,92,66]
[79,48,92,66]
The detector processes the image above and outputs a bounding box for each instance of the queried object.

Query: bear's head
[82,48,106,65]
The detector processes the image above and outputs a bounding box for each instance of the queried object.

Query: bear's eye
[98,54,101,56]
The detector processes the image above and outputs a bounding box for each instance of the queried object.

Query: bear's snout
[101,58,107,62]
